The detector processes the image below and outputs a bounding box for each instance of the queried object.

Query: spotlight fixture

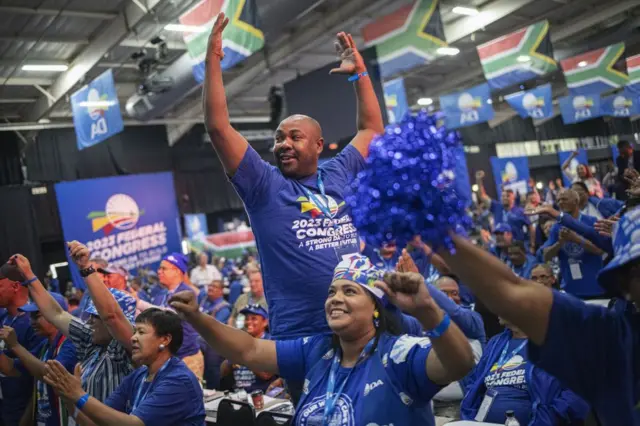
[417,97,433,106]
[452,6,479,16]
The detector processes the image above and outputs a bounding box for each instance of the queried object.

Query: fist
[475,170,485,180]
[558,228,576,243]
[67,241,90,269]
[0,326,18,348]
[169,291,199,317]
[9,254,33,279]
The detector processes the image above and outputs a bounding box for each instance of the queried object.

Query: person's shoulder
[382,334,432,365]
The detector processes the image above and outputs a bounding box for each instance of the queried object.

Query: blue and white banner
[490,156,530,196]
[185,214,208,239]
[504,83,553,119]
[439,83,495,129]
[70,69,124,150]
[558,149,588,187]
[601,88,640,117]
[558,94,601,124]
[383,78,409,124]
[55,172,182,289]
[452,146,472,206]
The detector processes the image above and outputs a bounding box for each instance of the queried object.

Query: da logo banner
[504,84,553,119]
[601,88,640,117]
[70,69,124,150]
[55,172,182,288]
[185,213,208,239]
[490,156,530,196]
[383,78,409,124]
[558,94,601,124]
[439,83,495,129]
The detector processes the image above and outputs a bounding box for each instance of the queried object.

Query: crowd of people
[0,12,638,426]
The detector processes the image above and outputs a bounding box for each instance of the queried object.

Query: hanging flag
[70,69,124,151]
[504,83,553,119]
[383,78,409,124]
[477,20,557,91]
[626,54,640,94]
[362,0,447,78]
[439,83,495,129]
[490,156,530,196]
[179,0,264,84]
[558,94,601,124]
[601,88,640,117]
[560,43,629,95]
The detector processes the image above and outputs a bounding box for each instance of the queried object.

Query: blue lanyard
[3,312,22,328]
[323,339,374,423]
[301,172,332,218]
[133,358,173,411]
[496,339,527,372]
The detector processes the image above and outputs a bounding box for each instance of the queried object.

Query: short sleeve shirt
[230,146,365,338]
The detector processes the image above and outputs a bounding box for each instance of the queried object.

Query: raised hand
[169,290,200,317]
[0,326,18,349]
[594,216,619,237]
[475,170,485,180]
[329,32,365,75]
[527,204,560,218]
[206,13,230,61]
[67,241,90,269]
[375,272,434,319]
[43,360,85,402]
[396,249,420,274]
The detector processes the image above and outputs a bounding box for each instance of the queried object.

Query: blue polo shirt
[152,283,200,358]
[490,200,530,242]
[529,291,640,425]
[15,334,77,426]
[277,334,442,425]
[230,145,364,338]
[0,311,45,425]
[510,254,537,279]
[105,356,205,426]
[200,297,231,324]
[539,215,604,298]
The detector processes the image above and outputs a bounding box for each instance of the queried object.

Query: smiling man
[203,14,384,339]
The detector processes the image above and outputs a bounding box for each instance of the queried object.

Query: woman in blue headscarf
[170,254,473,426]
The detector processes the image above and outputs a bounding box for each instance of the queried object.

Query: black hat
[0,263,25,282]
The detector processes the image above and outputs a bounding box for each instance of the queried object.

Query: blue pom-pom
[346,111,471,253]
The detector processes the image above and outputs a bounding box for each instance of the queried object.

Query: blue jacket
[460,330,590,425]
[589,196,623,218]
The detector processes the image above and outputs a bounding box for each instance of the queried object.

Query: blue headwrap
[332,254,386,301]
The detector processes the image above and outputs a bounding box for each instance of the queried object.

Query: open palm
[329,32,365,75]
[207,12,230,60]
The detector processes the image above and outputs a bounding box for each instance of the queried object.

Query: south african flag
[476,20,557,91]
[626,54,640,94]
[560,43,629,95]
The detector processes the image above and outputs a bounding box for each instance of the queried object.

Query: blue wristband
[348,71,368,82]
[76,393,90,410]
[21,276,37,287]
[425,312,451,339]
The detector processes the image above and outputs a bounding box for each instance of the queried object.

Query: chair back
[256,411,293,426]
[216,398,256,426]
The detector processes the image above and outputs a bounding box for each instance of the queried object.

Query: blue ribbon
[301,171,332,219]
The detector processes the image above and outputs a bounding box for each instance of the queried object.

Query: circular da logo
[503,161,518,182]
[105,194,140,230]
[457,93,475,111]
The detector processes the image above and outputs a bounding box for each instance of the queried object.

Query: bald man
[539,189,605,298]
[203,14,384,339]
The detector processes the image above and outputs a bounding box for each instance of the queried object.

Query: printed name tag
[475,389,497,421]
[569,262,583,280]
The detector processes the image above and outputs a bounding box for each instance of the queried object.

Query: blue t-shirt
[510,254,537,279]
[200,297,231,324]
[232,333,273,393]
[361,244,399,272]
[0,311,45,425]
[15,334,77,426]
[540,215,604,297]
[276,334,442,425]
[529,291,640,425]
[490,200,530,242]
[152,283,200,358]
[105,356,205,426]
[230,146,364,338]
[483,338,532,425]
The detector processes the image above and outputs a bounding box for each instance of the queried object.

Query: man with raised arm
[203,13,384,339]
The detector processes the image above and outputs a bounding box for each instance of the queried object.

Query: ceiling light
[328,143,338,150]
[517,55,531,63]
[164,23,206,33]
[417,97,433,106]
[452,6,480,16]
[22,64,68,72]
[578,60,588,68]
[536,182,544,190]
[472,184,479,192]
[437,46,460,56]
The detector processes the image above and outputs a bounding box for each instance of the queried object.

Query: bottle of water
[505,410,520,426]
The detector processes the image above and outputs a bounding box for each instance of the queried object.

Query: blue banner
[490,156,530,196]
[558,149,588,187]
[504,84,553,119]
[453,146,472,207]
[383,78,409,124]
[70,69,124,150]
[55,172,182,289]
[439,83,495,129]
[601,88,640,117]
[185,214,208,239]
[558,94,601,124]
[612,143,620,164]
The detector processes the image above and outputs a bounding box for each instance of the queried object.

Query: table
[204,391,294,424]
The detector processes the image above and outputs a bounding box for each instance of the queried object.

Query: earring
[373,310,380,328]
[159,344,166,351]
